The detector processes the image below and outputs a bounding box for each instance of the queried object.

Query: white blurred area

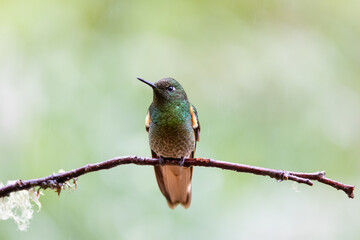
[0,40,43,143]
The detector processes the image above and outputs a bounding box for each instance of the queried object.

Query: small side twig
[0,156,355,199]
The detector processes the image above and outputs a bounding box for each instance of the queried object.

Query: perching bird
[138,77,200,209]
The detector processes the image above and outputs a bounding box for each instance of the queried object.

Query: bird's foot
[179,157,186,167]
[158,156,165,166]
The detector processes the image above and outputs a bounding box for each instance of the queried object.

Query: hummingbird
[137,77,200,209]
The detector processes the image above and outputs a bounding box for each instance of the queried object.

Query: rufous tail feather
[153,151,193,209]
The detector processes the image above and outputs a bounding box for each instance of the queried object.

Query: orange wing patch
[145,111,151,132]
[190,106,198,129]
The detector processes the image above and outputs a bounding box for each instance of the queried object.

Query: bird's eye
[167,86,175,92]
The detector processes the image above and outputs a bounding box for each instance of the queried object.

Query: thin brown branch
[0,156,355,199]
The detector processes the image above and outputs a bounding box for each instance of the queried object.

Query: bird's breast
[149,108,195,158]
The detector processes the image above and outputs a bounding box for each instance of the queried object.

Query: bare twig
[0,156,355,198]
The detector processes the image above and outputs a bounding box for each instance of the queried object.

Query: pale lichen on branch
[0,182,42,231]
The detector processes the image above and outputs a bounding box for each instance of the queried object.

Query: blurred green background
[0,0,359,239]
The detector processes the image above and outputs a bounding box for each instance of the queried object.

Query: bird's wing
[190,104,200,142]
[145,111,150,132]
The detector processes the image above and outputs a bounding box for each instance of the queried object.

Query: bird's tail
[154,165,193,209]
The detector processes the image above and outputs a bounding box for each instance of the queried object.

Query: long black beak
[137,78,157,89]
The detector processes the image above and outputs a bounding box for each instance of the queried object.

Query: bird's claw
[179,157,185,167]
[159,156,165,166]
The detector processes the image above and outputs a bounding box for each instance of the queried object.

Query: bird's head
[137,77,188,103]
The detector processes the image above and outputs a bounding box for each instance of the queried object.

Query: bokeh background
[1,0,359,239]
